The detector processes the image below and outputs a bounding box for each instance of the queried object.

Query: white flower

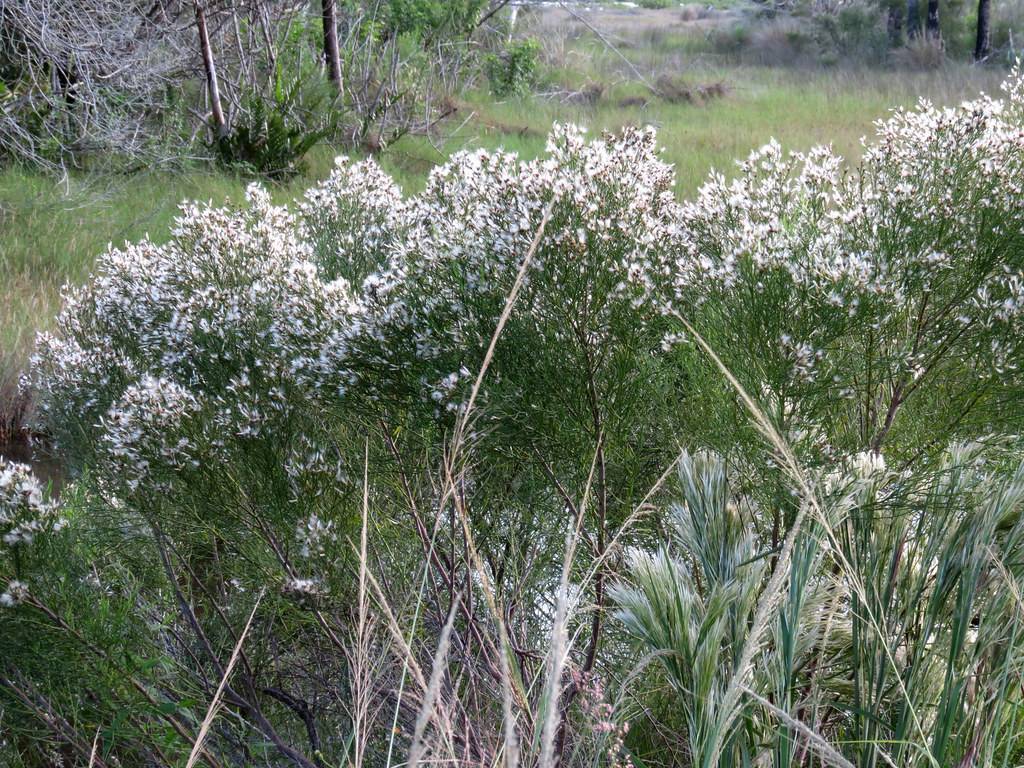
[296,513,337,557]
[282,577,324,604]
[851,451,887,479]
[0,580,29,608]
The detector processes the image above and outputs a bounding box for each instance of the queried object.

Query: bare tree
[193,0,228,138]
[0,0,193,167]
[322,0,343,95]
[975,0,992,59]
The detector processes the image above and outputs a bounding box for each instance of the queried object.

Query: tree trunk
[321,0,343,95]
[888,0,905,46]
[926,0,941,39]
[974,0,992,60]
[907,0,921,37]
[194,0,228,138]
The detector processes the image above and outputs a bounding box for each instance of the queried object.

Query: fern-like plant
[215,70,336,180]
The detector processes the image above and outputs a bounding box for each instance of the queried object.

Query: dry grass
[185,592,263,768]
[655,74,730,103]
[892,36,948,69]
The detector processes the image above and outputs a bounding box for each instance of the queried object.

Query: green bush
[709,22,754,55]
[484,38,541,97]
[214,72,336,180]
[815,4,889,63]
[383,0,488,38]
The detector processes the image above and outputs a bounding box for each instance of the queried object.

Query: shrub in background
[815,4,890,63]
[708,21,754,56]
[743,17,819,65]
[991,0,1024,62]
[891,34,948,67]
[384,0,488,39]
[215,70,338,180]
[484,38,541,97]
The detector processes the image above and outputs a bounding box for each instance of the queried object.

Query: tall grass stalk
[538,437,603,768]
[407,597,461,767]
[184,591,263,768]
[351,440,374,768]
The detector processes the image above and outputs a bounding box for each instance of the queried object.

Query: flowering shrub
[10,69,1024,768]
[39,72,1024,482]
[31,183,362,474]
[484,38,541,97]
[668,74,1024,458]
[0,458,60,606]
[343,125,680,426]
[30,123,691,582]
[298,155,407,285]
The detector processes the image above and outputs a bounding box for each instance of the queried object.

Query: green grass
[399,65,1004,195]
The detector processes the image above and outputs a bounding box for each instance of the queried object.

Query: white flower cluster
[281,576,324,608]
[668,70,1024,397]
[0,580,29,608]
[851,450,887,479]
[27,68,1024,505]
[299,156,407,286]
[100,375,203,492]
[295,512,337,558]
[29,183,362,495]
[0,458,60,548]
[0,459,62,609]
[294,512,337,561]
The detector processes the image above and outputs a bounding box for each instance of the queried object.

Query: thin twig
[185,590,264,768]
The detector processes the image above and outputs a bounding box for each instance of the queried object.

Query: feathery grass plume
[613,440,1024,766]
[611,451,766,767]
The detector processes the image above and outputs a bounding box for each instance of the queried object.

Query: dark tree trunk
[54,61,77,107]
[888,0,905,46]
[926,0,941,39]
[908,0,921,37]
[321,0,343,95]
[974,0,992,60]
[194,0,228,138]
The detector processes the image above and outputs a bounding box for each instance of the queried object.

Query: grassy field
[0,1,1008,439]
